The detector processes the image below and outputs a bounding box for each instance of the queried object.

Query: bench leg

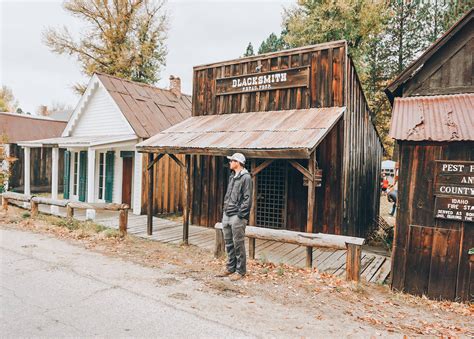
[306,247,313,269]
[346,244,361,282]
[249,237,256,259]
[2,197,8,211]
[214,228,225,258]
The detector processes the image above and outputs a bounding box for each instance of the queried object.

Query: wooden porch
[89,211,390,284]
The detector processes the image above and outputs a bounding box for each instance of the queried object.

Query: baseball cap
[226,152,246,165]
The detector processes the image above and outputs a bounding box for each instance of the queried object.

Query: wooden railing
[214,223,365,282]
[1,192,129,236]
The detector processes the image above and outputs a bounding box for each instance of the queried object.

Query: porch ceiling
[17,134,138,148]
[136,107,345,159]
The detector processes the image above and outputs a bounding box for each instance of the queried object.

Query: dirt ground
[1,206,472,337]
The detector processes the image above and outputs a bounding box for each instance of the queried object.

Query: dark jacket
[223,168,253,220]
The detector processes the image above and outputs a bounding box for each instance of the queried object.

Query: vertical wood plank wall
[141,154,185,215]
[190,42,383,235]
[392,141,473,301]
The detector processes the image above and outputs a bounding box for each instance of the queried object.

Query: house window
[73,152,78,195]
[98,153,105,200]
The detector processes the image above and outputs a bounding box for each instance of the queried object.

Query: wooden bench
[214,223,365,282]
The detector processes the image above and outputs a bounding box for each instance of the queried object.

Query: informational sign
[215,66,309,95]
[434,196,474,222]
[434,160,474,222]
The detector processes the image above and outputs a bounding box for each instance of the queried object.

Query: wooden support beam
[288,160,313,181]
[306,152,316,268]
[146,153,165,171]
[31,196,69,207]
[346,243,362,282]
[147,153,156,235]
[119,209,128,236]
[67,202,129,210]
[1,192,32,202]
[182,154,191,244]
[169,153,185,169]
[214,228,225,258]
[249,159,257,260]
[2,197,8,211]
[66,205,74,218]
[30,199,38,217]
[251,159,274,177]
[249,238,256,259]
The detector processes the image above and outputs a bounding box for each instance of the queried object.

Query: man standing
[219,153,252,281]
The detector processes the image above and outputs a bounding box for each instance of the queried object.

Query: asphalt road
[0,229,253,338]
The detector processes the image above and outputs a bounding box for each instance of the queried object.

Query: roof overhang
[136,107,345,159]
[18,134,138,148]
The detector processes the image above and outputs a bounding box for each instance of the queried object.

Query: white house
[19,73,191,218]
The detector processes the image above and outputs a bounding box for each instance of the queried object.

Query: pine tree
[258,31,288,54]
[243,42,255,57]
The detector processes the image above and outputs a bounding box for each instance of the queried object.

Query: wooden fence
[215,223,365,282]
[1,192,129,236]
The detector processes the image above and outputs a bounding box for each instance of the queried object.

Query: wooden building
[386,9,473,301]
[19,73,191,217]
[0,112,66,193]
[138,40,383,254]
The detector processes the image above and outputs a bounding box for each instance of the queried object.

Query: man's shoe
[216,270,235,278]
[230,273,246,281]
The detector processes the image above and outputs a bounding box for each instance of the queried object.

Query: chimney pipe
[169,75,181,98]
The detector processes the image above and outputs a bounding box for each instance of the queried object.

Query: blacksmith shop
[137,40,383,266]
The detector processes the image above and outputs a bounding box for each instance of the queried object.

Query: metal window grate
[256,160,288,229]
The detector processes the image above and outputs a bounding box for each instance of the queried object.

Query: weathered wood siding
[403,22,473,97]
[344,58,383,236]
[392,141,473,301]
[141,154,185,215]
[9,144,65,193]
[190,42,382,236]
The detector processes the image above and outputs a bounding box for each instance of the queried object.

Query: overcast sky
[0,0,292,114]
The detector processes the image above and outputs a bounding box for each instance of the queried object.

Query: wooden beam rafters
[169,153,185,169]
[251,159,274,177]
[288,160,313,181]
[146,153,165,171]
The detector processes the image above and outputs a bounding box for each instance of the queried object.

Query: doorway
[121,157,133,206]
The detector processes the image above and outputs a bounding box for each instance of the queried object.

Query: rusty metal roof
[17,134,137,148]
[96,73,192,138]
[0,112,67,143]
[389,93,474,141]
[137,107,345,159]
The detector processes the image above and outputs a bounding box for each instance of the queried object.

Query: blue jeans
[222,213,247,275]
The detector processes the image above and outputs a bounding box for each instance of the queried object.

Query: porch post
[182,154,191,244]
[306,152,316,268]
[147,153,154,235]
[86,148,96,220]
[23,146,31,196]
[249,159,257,259]
[132,150,143,215]
[51,147,59,214]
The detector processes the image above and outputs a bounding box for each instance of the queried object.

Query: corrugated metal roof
[96,73,192,138]
[0,112,67,143]
[389,93,474,141]
[137,107,345,159]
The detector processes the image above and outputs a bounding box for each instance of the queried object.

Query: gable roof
[386,8,473,102]
[137,107,345,159]
[96,73,192,139]
[0,112,67,143]
[63,73,192,139]
[389,93,473,141]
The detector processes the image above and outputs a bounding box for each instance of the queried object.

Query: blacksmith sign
[434,160,474,222]
[215,66,309,95]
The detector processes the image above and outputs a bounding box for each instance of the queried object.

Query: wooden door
[122,157,133,206]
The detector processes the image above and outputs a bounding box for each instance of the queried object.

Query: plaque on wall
[215,66,309,95]
[434,160,474,222]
